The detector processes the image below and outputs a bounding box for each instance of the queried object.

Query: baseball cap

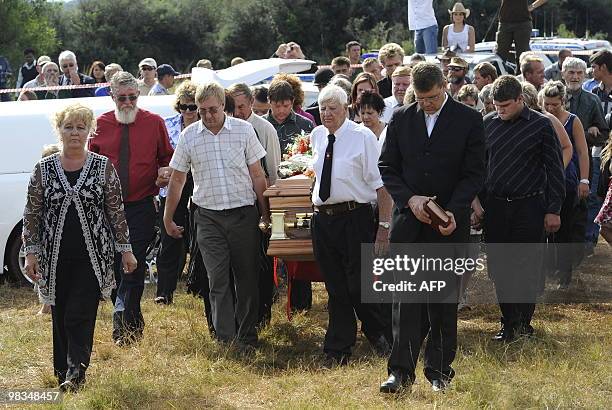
[156,64,180,77]
[314,68,334,87]
[138,58,158,69]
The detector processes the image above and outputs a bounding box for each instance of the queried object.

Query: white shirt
[246,112,282,185]
[446,24,470,52]
[310,119,383,206]
[424,93,449,137]
[382,95,401,124]
[407,0,438,30]
[170,116,266,210]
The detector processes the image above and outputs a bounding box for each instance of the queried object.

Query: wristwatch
[579,179,590,185]
[379,221,390,229]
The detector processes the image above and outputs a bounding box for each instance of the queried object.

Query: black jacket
[379,97,485,243]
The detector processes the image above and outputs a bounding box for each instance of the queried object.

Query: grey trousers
[194,204,260,344]
[496,21,533,69]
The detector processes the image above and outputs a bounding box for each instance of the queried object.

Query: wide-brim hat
[447,57,469,69]
[449,3,470,19]
[437,49,458,61]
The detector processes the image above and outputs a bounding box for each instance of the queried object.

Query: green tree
[0,0,59,85]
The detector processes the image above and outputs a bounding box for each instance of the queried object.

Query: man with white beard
[89,71,174,346]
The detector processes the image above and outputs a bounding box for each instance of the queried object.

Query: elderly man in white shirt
[310,84,393,367]
[382,66,412,123]
[164,82,270,351]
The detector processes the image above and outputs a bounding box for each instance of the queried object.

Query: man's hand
[156,166,172,187]
[470,197,485,229]
[578,182,590,200]
[121,252,138,274]
[164,217,184,239]
[68,66,80,85]
[24,254,41,282]
[374,226,390,256]
[438,211,457,236]
[544,213,561,233]
[407,195,434,224]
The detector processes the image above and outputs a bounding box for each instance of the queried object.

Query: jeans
[586,156,603,244]
[414,25,438,54]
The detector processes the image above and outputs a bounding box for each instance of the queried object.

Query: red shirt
[89,109,174,202]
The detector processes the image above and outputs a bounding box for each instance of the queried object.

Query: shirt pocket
[223,143,246,169]
[333,158,359,182]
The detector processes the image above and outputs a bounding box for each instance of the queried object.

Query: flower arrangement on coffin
[278,131,314,179]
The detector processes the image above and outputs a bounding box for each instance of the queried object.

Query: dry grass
[0,245,611,409]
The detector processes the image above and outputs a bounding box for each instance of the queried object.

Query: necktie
[119,124,130,200]
[318,134,335,203]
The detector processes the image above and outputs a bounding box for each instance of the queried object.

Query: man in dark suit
[57,50,95,98]
[378,62,485,393]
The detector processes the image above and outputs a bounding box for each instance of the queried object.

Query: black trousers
[112,197,156,341]
[484,195,545,331]
[156,196,189,299]
[52,257,100,384]
[548,190,578,284]
[387,216,467,384]
[311,205,391,358]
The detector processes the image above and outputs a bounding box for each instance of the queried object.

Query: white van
[0,58,316,283]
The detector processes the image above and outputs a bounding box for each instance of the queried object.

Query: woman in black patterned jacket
[22,103,137,392]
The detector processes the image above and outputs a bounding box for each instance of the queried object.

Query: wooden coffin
[264,175,314,260]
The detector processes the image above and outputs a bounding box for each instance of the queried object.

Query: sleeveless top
[446,24,470,53]
[563,113,579,192]
[22,152,132,305]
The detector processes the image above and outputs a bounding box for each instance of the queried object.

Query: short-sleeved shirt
[148,82,168,96]
[310,119,383,206]
[264,111,314,154]
[170,116,266,210]
[407,0,438,30]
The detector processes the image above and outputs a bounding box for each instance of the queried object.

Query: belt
[492,191,543,202]
[314,201,369,216]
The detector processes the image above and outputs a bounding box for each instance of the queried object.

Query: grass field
[0,244,610,409]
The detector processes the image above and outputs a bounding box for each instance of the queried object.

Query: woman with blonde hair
[22,103,136,392]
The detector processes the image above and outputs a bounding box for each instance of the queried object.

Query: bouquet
[278,131,314,178]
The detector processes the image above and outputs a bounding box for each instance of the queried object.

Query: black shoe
[557,281,570,290]
[154,296,172,305]
[59,380,78,393]
[369,335,392,357]
[585,243,595,257]
[320,353,349,369]
[431,379,449,392]
[380,372,411,393]
[491,325,516,342]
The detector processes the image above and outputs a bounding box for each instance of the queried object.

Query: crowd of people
[13,0,612,397]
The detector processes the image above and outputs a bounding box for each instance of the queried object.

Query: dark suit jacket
[379,97,485,243]
[58,72,96,99]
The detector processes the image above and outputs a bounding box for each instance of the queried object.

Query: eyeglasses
[61,63,75,69]
[415,91,445,104]
[141,66,155,71]
[179,103,197,112]
[198,106,222,116]
[116,95,139,102]
[448,66,465,72]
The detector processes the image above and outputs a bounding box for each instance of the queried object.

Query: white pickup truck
[0,58,315,284]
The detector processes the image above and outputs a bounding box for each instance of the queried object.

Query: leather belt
[492,191,543,202]
[314,201,370,216]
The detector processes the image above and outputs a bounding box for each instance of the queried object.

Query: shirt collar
[197,114,231,135]
[425,93,448,119]
[325,118,349,138]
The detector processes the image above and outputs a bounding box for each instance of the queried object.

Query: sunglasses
[116,95,139,102]
[448,66,465,72]
[61,63,75,69]
[141,66,155,71]
[179,103,198,112]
